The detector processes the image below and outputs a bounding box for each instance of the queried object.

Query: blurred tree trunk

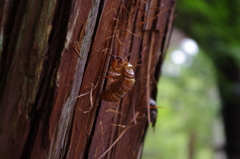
[0,0,176,158]
[188,132,196,159]
[217,56,240,159]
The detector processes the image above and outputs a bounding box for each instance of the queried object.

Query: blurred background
[142,0,240,159]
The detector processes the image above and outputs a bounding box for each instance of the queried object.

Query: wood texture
[0,0,176,158]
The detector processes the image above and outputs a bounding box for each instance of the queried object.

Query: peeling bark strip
[0,0,176,159]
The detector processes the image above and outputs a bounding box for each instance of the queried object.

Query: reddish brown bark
[0,0,176,158]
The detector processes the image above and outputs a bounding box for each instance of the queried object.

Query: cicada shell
[101,55,135,102]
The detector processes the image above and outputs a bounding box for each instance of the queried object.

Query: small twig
[146,46,152,124]
[115,33,124,45]
[89,83,94,109]
[72,41,82,58]
[104,1,116,16]
[141,4,173,24]
[75,82,98,98]
[130,111,139,123]
[78,84,94,113]
[76,82,98,113]
[110,124,127,128]
[98,126,131,159]
[106,109,126,117]
[75,91,90,98]
[98,112,139,159]
[119,26,140,37]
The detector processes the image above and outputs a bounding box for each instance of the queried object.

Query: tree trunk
[0,0,176,158]
[217,55,240,159]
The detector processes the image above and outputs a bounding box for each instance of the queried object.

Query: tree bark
[0,0,176,158]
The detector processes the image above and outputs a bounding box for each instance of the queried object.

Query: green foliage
[142,50,220,159]
[175,0,240,64]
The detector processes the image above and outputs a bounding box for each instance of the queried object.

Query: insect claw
[110,55,118,68]
[110,55,123,61]
[102,75,112,79]
[110,54,116,58]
